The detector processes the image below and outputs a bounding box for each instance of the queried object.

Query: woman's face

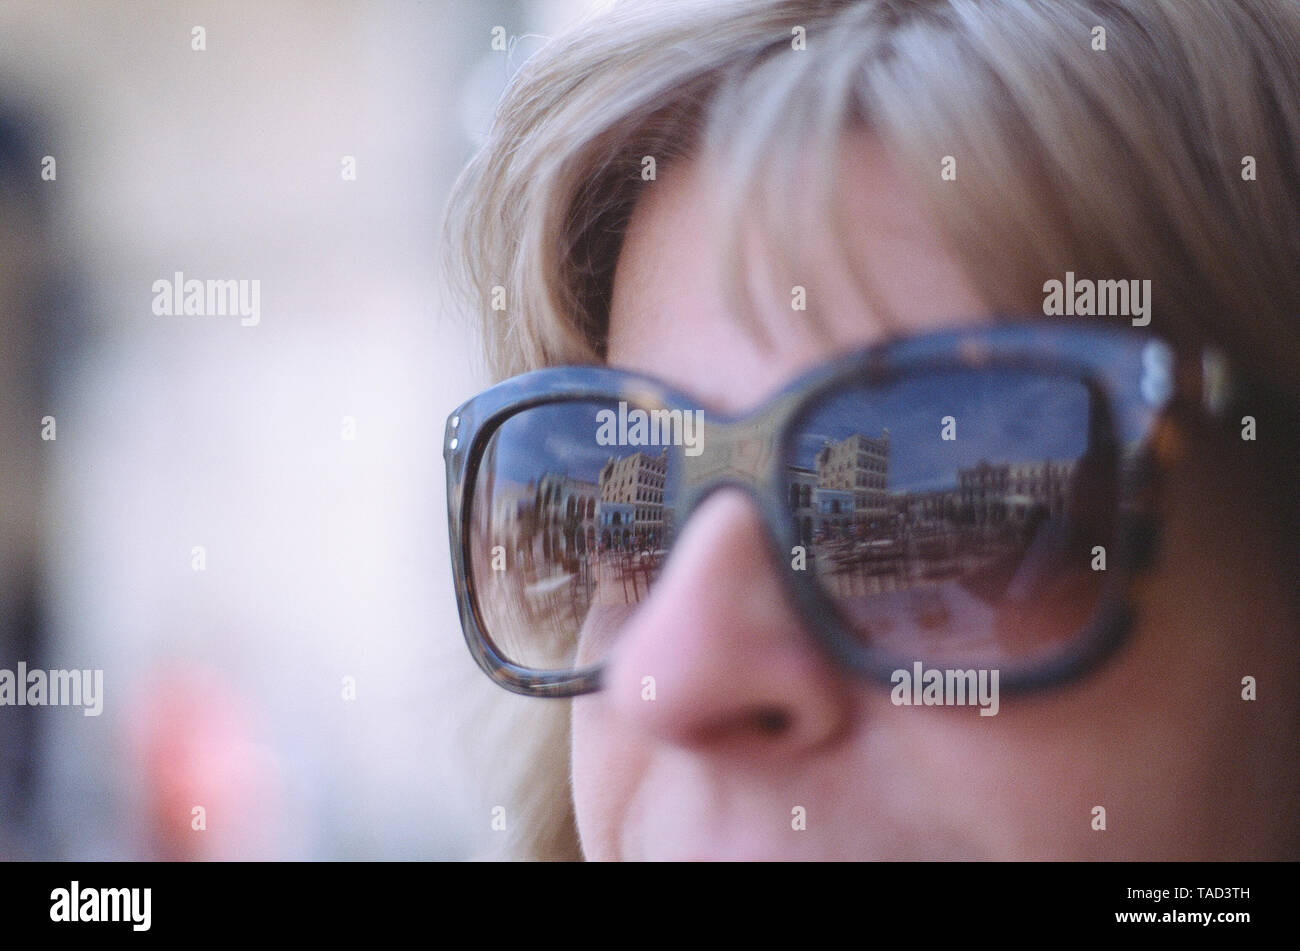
[569,135,1299,860]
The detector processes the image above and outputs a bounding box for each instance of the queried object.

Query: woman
[441,0,1299,860]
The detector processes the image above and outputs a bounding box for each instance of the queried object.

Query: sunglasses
[444,320,1236,698]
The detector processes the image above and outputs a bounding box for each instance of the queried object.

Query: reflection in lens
[785,369,1116,668]
[468,400,685,671]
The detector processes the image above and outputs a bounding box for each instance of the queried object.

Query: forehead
[605,134,991,414]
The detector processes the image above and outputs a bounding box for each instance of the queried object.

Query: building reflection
[789,432,1082,612]
[472,448,673,665]
[472,427,1090,667]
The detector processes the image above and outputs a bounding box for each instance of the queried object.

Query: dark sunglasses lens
[467,399,688,671]
[786,368,1117,668]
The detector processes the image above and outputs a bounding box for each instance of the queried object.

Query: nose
[598,488,853,759]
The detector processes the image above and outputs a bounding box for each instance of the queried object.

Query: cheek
[570,693,645,861]
[569,606,649,859]
[946,625,1252,859]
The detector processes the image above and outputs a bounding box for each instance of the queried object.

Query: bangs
[699,1,995,354]
[445,0,1300,405]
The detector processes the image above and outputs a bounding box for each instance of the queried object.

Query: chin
[614,830,997,862]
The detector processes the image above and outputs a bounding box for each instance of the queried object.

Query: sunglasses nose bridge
[678,411,783,510]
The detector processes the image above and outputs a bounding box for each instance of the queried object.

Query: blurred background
[0,0,601,860]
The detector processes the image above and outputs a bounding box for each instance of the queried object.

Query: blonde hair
[440,0,1300,859]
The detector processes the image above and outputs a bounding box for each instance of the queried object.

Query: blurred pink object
[127,666,283,861]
